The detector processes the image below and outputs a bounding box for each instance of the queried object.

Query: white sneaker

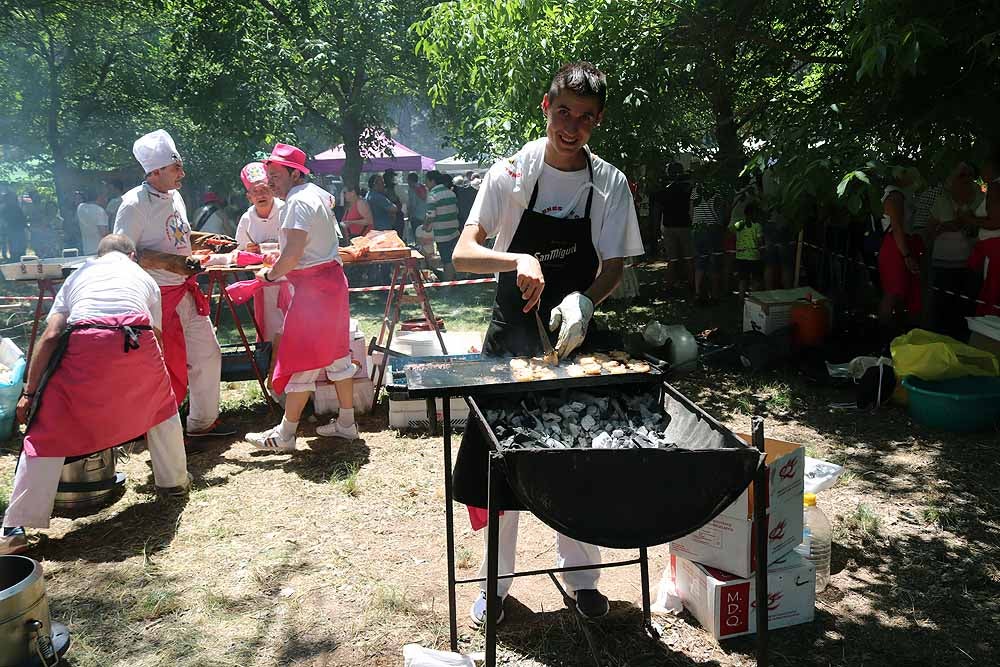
[1,527,29,555]
[316,420,358,440]
[470,591,505,625]
[246,425,296,452]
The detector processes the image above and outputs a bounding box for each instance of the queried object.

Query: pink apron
[23,313,178,459]
[159,276,211,406]
[271,261,351,394]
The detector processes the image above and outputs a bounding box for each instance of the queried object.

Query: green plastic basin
[902,376,1000,432]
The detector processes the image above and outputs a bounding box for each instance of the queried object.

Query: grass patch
[922,503,961,531]
[842,503,882,542]
[368,584,419,617]
[330,462,361,497]
[763,381,793,412]
[0,469,11,515]
[219,381,265,413]
[455,545,475,569]
[128,589,181,621]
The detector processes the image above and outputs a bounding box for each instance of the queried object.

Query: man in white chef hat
[114,129,234,443]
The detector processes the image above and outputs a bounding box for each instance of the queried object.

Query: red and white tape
[348,276,497,293]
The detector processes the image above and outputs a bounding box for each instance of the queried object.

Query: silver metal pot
[0,555,67,666]
[53,449,125,512]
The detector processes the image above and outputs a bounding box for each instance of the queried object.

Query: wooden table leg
[25,279,55,376]
[372,263,404,395]
[407,260,448,355]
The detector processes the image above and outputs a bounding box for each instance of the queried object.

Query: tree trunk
[711,89,744,188]
[341,112,363,191]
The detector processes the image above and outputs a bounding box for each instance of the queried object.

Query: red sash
[271,261,350,394]
[160,276,211,406]
[23,314,178,458]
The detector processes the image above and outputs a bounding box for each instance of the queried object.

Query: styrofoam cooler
[389,396,469,429]
[313,320,373,415]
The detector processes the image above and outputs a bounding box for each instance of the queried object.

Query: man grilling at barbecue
[452,61,644,624]
[1,235,191,555]
[114,129,234,443]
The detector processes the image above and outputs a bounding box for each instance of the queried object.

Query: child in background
[732,200,765,297]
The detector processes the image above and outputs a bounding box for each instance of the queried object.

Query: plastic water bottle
[796,492,832,592]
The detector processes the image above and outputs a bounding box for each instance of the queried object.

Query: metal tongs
[534,308,559,365]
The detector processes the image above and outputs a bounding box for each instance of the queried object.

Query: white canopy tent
[435,154,491,174]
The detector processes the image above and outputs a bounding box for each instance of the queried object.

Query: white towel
[403,643,479,667]
[501,138,607,213]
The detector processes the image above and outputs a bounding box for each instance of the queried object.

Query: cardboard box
[668,551,815,640]
[670,436,804,577]
[743,288,832,335]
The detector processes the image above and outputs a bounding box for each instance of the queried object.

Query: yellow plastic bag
[891,329,999,380]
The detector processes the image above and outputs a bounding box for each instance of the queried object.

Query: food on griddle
[601,360,622,370]
[578,356,598,366]
[591,352,611,363]
[581,363,602,375]
[608,365,629,374]
[509,358,529,370]
[609,350,629,361]
[627,362,651,373]
[566,364,586,377]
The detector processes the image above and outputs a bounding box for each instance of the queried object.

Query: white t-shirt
[930,190,981,265]
[280,183,342,269]
[113,182,193,287]
[236,199,284,250]
[50,252,162,329]
[467,154,644,271]
[76,202,109,255]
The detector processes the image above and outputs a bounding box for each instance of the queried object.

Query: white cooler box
[389,396,470,429]
[667,550,815,640]
[313,319,374,415]
[669,435,805,577]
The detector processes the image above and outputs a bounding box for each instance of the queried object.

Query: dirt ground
[1,264,998,666]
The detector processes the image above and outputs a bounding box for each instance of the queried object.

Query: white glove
[549,292,594,358]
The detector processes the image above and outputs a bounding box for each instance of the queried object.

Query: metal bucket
[0,555,67,666]
[53,449,124,512]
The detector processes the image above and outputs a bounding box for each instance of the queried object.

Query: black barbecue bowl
[499,444,761,550]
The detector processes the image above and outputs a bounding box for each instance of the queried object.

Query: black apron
[454,156,601,510]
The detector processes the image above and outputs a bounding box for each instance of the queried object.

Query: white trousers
[3,414,188,529]
[478,510,601,598]
[256,284,285,343]
[177,292,222,432]
[285,354,356,394]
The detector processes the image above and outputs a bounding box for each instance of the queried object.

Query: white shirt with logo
[50,252,162,329]
[113,182,192,286]
[236,199,284,250]
[468,157,644,265]
[76,202,109,255]
[280,183,342,269]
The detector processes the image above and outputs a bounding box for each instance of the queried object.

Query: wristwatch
[264,271,275,282]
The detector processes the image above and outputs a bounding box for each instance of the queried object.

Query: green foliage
[415,0,1000,224]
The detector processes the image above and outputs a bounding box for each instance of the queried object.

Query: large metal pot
[53,448,125,512]
[0,555,70,666]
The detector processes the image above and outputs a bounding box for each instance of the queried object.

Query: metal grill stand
[423,381,772,667]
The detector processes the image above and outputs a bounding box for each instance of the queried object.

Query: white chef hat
[133,129,182,174]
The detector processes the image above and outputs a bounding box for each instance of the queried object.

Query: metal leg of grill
[752,416,769,667]
[443,398,458,651]
[484,454,502,667]
[639,546,656,637]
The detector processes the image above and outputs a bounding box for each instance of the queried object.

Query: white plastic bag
[403,644,478,667]
[804,456,845,495]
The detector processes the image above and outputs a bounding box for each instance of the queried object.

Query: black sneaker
[186,420,237,438]
[470,591,505,625]
[574,589,609,619]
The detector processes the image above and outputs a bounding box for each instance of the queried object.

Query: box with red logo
[668,551,815,640]
[669,436,804,577]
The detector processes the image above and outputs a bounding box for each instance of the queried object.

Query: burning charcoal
[570,401,586,412]
[542,412,562,423]
[636,425,649,438]
[585,404,599,417]
[548,423,562,436]
[544,437,564,449]
[580,414,597,431]
[592,432,613,449]
[611,429,625,439]
[567,422,581,437]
